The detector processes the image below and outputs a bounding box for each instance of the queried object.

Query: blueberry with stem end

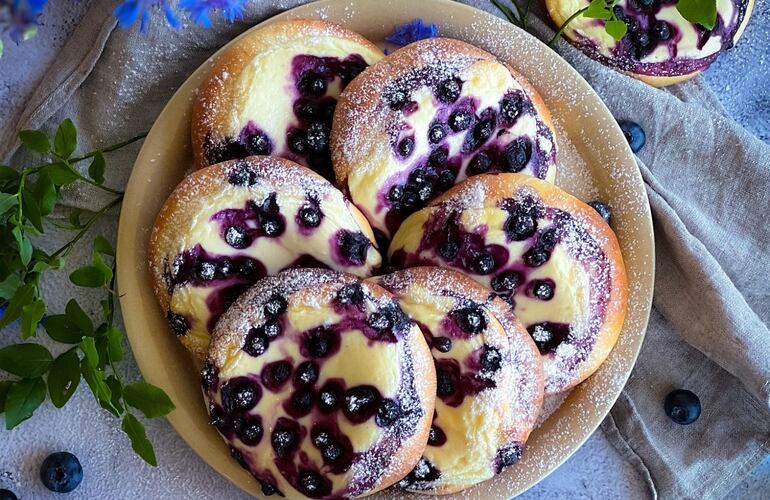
[664,389,701,425]
[618,120,646,153]
[40,452,83,493]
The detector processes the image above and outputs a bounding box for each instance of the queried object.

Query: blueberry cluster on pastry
[373,268,543,494]
[332,38,557,240]
[192,19,384,179]
[389,173,627,394]
[149,156,381,360]
[545,0,755,86]
[202,269,435,498]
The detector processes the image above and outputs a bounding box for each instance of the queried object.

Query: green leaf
[20,299,45,339]
[0,343,53,377]
[107,327,123,362]
[105,375,124,414]
[94,235,115,257]
[66,299,94,336]
[70,265,107,288]
[0,192,17,215]
[4,377,46,429]
[34,174,57,215]
[54,118,77,159]
[48,350,81,408]
[0,283,35,329]
[22,193,43,232]
[0,165,19,184]
[43,315,84,344]
[68,208,83,228]
[123,382,175,419]
[19,130,51,153]
[11,227,32,266]
[80,357,119,415]
[42,163,79,186]
[605,19,628,40]
[122,414,157,466]
[677,0,717,30]
[80,337,99,368]
[88,152,106,185]
[0,273,21,300]
[584,0,612,20]
[0,380,11,413]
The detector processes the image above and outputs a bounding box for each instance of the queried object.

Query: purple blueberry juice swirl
[569,0,751,77]
[204,53,368,182]
[204,284,426,498]
[374,70,556,237]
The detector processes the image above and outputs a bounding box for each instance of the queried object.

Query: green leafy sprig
[491,0,719,48]
[0,119,173,466]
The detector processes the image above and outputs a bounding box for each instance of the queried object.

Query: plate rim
[116,0,655,497]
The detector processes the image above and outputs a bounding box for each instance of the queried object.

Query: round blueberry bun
[202,268,435,498]
[372,267,543,494]
[331,37,557,241]
[191,19,384,179]
[545,0,755,87]
[148,156,381,361]
[388,173,628,394]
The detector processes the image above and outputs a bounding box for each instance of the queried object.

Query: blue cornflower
[114,0,180,32]
[0,0,48,44]
[385,18,438,47]
[178,0,246,27]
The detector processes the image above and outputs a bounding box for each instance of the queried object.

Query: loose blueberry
[221,377,260,413]
[448,110,472,131]
[664,389,701,425]
[505,138,532,172]
[298,72,327,97]
[531,280,555,300]
[505,210,536,241]
[398,136,415,157]
[434,336,452,353]
[471,253,496,274]
[298,205,322,228]
[618,120,645,153]
[243,327,269,356]
[167,311,190,336]
[0,489,18,500]
[524,246,550,267]
[40,452,83,493]
[468,152,492,174]
[588,200,612,225]
[453,306,487,334]
[436,77,462,103]
[375,399,402,427]
[295,361,319,386]
[491,271,521,292]
[201,362,217,389]
[248,133,272,155]
[429,123,446,143]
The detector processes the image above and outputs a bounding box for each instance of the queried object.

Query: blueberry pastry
[373,268,544,494]
[148,157,382,360]
[331,38,557,240]
[545,0,755,86]
[389,173,627,394]
[202,269,435,498]
[191,19,384,179]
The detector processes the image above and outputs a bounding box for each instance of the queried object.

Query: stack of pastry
[148,19,627,498]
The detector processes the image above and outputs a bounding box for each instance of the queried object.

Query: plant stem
[49,196,123,259]
[72,170,124,195]
[25,132,148,175]
[548,7,588,48]
[491,0,522,28]
[522,0,533,30]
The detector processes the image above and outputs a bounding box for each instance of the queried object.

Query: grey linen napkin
[2,1,769,498]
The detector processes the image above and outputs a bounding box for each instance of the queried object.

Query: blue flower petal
[385,19,439,47]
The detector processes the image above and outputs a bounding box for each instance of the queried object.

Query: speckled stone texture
[0,1,769,499]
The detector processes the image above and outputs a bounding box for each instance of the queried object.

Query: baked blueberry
[40,452,83,493]
[228,163,257,186]
[295,361,319,386]
[505,210,536,241]
[398,136,415,157]
[427,425,447,446]
[618,120,645,153]
[238,416,264,446]
[505,138,531,172]
[295,98,320,120]
[262,319,282,339]
[271,426,298,457]
[337,230,371,265]
[298,72,327,97]
[297,470,328,497]
[524,246,550,267]
[335,283,365,306]
[436,77,462,103]
[243,327,269,356]
[468,152,492,174]
[318,382,343,412]
[221,377,260,413]
[298,205,323,228]
[261,360,292,390]
[448,110,472,131]
[436,365,455,397]
[438,239,459,260]
[248,132,272,155]
[470,253,496,274]
[434,336,452,353]
[305,122,329,153]
[260,214,284,237]
[539,228,558,250]
[653,21,671,41]
[473,115,496,142]
[264,295,288,317]
[344,385,381,422]
[201,362,218,389]
[388,185,404,203]
[531,280,555,300]
[167,311,190,336]
[664,389,701,425]
[306,328,332,358]
[375,398,402,427]
[197,260,216,281]
[288,130,308,154]
[480,345,502,371]
[491,271,521,292]
[500,94,522,123]
[288,387,315,417]
[453,306,487,334]
[429,146,449,168]
[588,200,612,225]
[429,122,446,143]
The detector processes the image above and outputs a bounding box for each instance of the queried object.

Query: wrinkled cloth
[1,1,769,499]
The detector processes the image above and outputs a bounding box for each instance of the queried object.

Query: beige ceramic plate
[116,0,654,497]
